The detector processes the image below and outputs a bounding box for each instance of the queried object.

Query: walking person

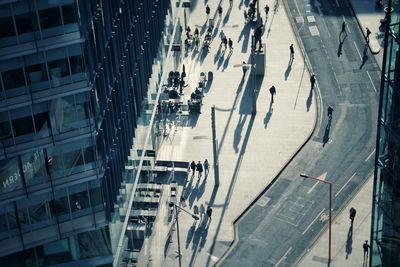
[199,204,205,221]
[193,204,199,224]
[204,159,210,176]
[229,0,233,8]
[269,86,276,103]
[206,206,213,222]
[341,21,346,33]
[363,240,370,259]
[196,161,203,179]
[228,38,233,51]
[190,160,196,176]
[220,30,225,48]
[218,5,223,19]
[327,106,334,120]
[206,5,210,19]
[349,207,356,226]
[264,5,270,19]
[242,61,247,77]
[244,10,248,23]
[310,74,316,90]
[222,36,228,50]
[366,27,371,43]
[289,44,294,60]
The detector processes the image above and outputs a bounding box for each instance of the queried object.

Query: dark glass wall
[0,0,170,264]
[371,1,400,266]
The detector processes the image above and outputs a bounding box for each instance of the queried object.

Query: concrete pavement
[153,0,316,266]
[144,0,382,266]
[297,0,382,266]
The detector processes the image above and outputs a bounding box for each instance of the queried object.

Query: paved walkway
[298,0,384,266]
[154,0,316,266]
[145,1,383,267]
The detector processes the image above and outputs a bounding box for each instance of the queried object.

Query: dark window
[15,14,34,34]
[26,64,49,84]
[34,112,49,132]
[12,116,34,137]
[0,121,12,139]
[69,55,84,74]
[48,58,70,77]
[39,7,62,29]
[2,69,26,90]
[62,4,78,24]
[0,17,15,38]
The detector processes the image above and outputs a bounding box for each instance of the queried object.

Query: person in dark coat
[269,86,276,103]
[349,207,356,225]
[310,74,316,90]
[190,161,196,176]
[207,206,213,221]
[196,161,203,179]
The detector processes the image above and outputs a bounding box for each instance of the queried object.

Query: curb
[215,1,321,265]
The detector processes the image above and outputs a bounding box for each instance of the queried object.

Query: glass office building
[0,0,178,266]
[371,1,400,266]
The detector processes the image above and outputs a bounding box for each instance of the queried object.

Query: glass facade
[0,0,173,266]
[371,1,400,266]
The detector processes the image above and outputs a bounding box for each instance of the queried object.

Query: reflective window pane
[0,121,12,140]
[0,157,24,194]
[39,7,62,29]
[26,64,49,85]
[22,149,48,186]
[12,115,34,137]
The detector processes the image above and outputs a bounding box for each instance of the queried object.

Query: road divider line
[365,149,376,162]
[274,247,292,267]
[335,0,340,7]
[302,209,325,235]
[354,41,362,60]
[367,71,377,93]
[335,172,357,197]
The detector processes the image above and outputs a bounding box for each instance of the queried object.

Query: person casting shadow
[323,106,334,147]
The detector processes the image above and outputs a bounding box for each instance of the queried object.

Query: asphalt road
[219,0,380,266]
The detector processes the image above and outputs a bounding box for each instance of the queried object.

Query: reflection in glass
[0,157,23,194]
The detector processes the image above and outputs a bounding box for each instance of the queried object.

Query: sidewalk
[298,175,373,267]
[152,0,316,266]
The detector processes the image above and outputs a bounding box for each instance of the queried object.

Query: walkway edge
[215,1,321,265]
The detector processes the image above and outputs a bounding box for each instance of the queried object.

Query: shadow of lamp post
[300,173,332,266]
[169,202,199,267]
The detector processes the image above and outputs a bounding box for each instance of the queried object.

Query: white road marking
[343,16,351,33]
[354,41,362,60]
[365,149,376,162]
[367,71,377,92]
[302,209,325,235]
[307,172,328,194]
[335,172,357,197]
[314,0,323,16]
[275,247,293,267]
[335,0,340,7]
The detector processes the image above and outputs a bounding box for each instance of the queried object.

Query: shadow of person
[264,101,273,128]
[337,41,344,57]
[233,114,247,153]
[322,119,332,147]
[285,61,292,80]
[346,225,353,259]
[306,89,313,112]
[198,224,209,252]
[197,176,207,199]
[222,52,232,72]
[186,224,196,249]
[217,52,225,69]
[360,45,369,69]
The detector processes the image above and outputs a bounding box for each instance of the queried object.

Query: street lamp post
[300,173,332,265]
[169,202,199,267]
